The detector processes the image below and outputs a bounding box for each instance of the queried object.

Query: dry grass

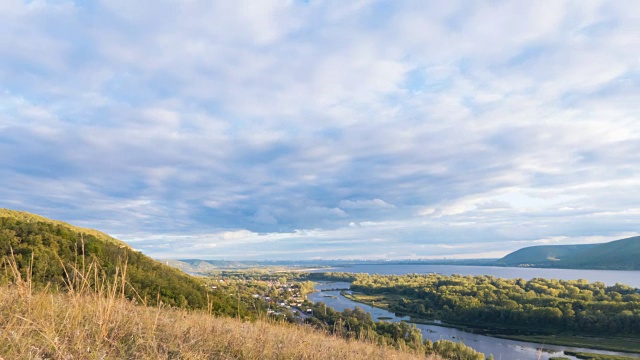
[0,255,438,360]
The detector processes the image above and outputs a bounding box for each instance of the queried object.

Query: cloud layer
[1,1,639,259]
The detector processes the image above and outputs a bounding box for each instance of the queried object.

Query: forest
[0,215,246,316]
[349,273,640,335]
[306,302,488,360]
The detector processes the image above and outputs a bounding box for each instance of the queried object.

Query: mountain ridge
[0,208,130,248]
[496,244,599,266]
[497,236,640,270]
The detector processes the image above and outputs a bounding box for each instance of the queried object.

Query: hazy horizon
[2,1,639,260]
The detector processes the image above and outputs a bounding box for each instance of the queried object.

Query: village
[207,276,315,320]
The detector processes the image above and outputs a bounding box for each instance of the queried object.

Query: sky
[1,1,639,260]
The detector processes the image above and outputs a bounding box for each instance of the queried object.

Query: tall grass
[0,252,438,359]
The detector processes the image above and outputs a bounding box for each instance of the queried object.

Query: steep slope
[497,244,597,266]
[0,208,129,248]
[0,209,238,314]
[559,236,640,270]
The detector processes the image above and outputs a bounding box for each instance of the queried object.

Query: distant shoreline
[283,267,338,273]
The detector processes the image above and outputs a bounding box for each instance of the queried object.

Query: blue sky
[1,1,639,260]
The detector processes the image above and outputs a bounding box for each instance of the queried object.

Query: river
[306,265,640,360]
[309,264,640,288]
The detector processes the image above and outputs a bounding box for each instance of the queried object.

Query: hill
[0,208,240,314]
[496,244,598,266]
[0,208,130,248]
[163,259,263,274]
[497,236,640,270]
[558,236,640,270]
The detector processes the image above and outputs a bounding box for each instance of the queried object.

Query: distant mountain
[0,208,238,314]
[162,258,499,274]
[497,236,640,270]
[162,259,287,275]
[558,236,640,270]
[162,259,225,274]
[496,244,598,266]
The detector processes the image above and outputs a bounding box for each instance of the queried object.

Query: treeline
[306,303,487,360]
[350,273,640,335]
[304,272,359,282]
[0,216,245,316]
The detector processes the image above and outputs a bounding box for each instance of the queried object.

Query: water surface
[307,267,640,360]
[310,264,640,288]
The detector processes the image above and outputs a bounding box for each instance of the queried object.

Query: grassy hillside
[496,244,597,266]
[0,209,240,314]
[558,236,640,270]
[0,277,435,360]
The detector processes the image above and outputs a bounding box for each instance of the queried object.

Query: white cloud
[339,198,395,210]
[1,1,639,259]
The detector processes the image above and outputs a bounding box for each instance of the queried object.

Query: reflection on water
[308,282,640,360]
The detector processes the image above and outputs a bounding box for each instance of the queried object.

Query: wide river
[307,265,640,360]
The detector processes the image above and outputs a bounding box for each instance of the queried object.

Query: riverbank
[343,291,640,355]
